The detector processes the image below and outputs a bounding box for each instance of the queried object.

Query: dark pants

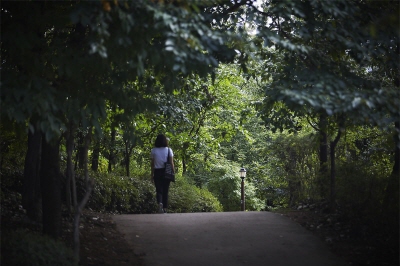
[154,168,171,208]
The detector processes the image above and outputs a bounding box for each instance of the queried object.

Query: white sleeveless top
[151,147,174,169]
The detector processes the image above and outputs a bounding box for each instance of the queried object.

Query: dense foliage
[1,0,398,265]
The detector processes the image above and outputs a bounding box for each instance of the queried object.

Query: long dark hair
[154,134,168,147]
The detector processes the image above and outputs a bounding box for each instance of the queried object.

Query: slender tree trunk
[65,123,76,212]
[22,126,42,221]
[124,140,130,177]
[108,128,116,173]
[182,142,190,175]
[71,172,78,210]
[329,127,342,212]
[379,44,400,244]
[83,128,92,181]
[318,113,328,198]
[73,126,94,262]
[382,121,399,225]
[182,156,187,174]
[41,137,62,239]
[91,140,100,171]
[73,179,93,262]
[77,131,85,170]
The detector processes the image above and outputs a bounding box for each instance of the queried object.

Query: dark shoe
[158,203,163,213]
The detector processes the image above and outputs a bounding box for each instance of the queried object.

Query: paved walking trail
[113,212,348,266]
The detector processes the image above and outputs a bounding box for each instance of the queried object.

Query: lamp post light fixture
[239,168,247,211]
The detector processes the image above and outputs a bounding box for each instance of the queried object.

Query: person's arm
[171,157,175,173]
[169,149,175,173]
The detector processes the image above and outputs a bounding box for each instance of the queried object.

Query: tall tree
[40,138,62,239]
[250,0,399,208]
[1,0,242,241]
[22,121,42,221]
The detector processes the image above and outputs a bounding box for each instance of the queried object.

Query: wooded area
[1,0,399,265]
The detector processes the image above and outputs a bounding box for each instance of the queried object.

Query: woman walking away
[151,134,175,213]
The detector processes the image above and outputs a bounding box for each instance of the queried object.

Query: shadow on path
[113,212,348,266]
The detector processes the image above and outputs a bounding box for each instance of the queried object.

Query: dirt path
[113,211,349,266]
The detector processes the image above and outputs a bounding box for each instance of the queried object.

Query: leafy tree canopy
[250,0,399,132]
[1,0,241,141]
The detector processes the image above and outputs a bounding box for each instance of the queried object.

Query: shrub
[86,172,139,213]
[1,229,77,266]
[191,187,223,212]
[130,177,158,213]
[207,170,241,211]
[169,177,223,213]
[85,171,222,214]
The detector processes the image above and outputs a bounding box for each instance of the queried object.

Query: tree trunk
[91,140,100,171]
[77,131,85,170]
[182,156,187,174]
[379,42,400,244]
[65,123,76,212]
[329,127,342,212]
[40,137,62,239]
[386,38,400,248]
[382,121,399,227]
[124,140,130,177]
[83,128,92,181]
[318,113,328,198]
[108,128,116,173]
[73,179,94,262]
[22,126,42,221]
[73,126,93,263]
